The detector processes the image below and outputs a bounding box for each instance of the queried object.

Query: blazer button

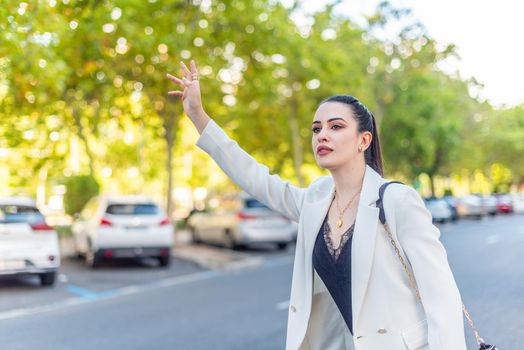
[377,329,387,334]
[290,305,296,312]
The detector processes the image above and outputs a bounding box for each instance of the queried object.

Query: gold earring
[358,146,363,152]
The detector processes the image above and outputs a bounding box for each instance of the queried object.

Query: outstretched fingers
[166,73,185,87]
[167,60,199,99]
[190,60,198,76]
[168,90,184,97]
[180,61,192,80]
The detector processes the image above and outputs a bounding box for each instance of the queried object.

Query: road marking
[485,235,500,245]
[0,254,293,322]
[67,285,101,299]
[275,300,289,311]
[0,297,90,322]
[0,270,219,322]
[58,274,68,283]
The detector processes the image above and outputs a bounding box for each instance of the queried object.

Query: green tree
[64,174,100,215]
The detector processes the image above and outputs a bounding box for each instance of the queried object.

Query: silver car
[479,194,497,216]
[457,195,485,219]
[188,195,296,250]
[513,194,524,214]
[424,198,453,223]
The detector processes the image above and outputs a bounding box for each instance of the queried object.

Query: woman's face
[311,102,370,170]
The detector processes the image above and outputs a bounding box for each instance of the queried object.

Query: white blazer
[196,120,467,350]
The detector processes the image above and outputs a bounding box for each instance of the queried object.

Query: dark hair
[322,95,384,176]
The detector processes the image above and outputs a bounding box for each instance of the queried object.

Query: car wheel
[223,230,237,250]
[39,272,56,286]
[85,243,100,268]
[73,242,84,259]
[158,255,171,267]
[276,242,288,251]
[191,227,201,244]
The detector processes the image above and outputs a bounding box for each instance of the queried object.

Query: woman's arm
[167,61,305,221]
[196,119,305,221]
[395,186,467,349]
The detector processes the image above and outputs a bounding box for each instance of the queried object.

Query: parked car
[0,197,59,286]
[480,194,498,216]
[72,195,174,268]
[424,198,453,223]
[496,194,514,214]
[442,195,459,221]
[456,195,485,219]
[513,194,524,214]
[187,194,296,250]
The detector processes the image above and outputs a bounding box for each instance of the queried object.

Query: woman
[167,60,467,350]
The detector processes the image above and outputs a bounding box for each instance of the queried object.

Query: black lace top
[312,216,355,334]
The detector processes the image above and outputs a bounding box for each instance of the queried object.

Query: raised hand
[167,60,210,132]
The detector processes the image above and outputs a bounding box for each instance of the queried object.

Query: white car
[0,197,60,286]
[72,195,174,268]
[424,198,453,223]
[188,194,296,250]
[513,194,524,214]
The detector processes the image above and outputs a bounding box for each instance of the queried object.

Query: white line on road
[0,255,294,322]
[485,235,500,245]
[0,270,220,322]
[0,256,293,321]
[275,300,289,311]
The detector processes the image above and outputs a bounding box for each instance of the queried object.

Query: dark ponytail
[322,95,384,176]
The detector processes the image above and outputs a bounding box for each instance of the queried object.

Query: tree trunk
[72,106,95,175]
[427,145,444,197]
[289,97,304,187]
[159,100,181,219]
[163,112,176,218]
[428,173,435,197]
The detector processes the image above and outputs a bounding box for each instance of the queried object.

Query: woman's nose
[316,128,328,142]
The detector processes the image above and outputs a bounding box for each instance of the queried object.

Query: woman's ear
[360,131,373,151]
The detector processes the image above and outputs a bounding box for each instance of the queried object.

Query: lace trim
[323,219,355,261]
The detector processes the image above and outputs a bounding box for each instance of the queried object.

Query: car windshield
[106,204,159,215]
[244,198,268,209]
[0,205,45,224]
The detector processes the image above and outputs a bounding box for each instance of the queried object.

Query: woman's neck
[330,161,366,198]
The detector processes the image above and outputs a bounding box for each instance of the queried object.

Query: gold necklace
[334,188,361,228]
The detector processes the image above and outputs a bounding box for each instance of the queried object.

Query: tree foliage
[1,0,522,206]
[63,174,100,215]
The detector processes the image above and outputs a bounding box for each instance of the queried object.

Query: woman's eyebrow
[312,117,347,125]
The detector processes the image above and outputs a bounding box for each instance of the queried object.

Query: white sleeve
[395,186,467,350]
[196,120,306,222]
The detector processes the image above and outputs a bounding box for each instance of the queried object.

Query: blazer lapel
[351,165,383,327]
[303,186,335,268]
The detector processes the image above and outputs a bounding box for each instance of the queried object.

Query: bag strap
[377,181,490,349]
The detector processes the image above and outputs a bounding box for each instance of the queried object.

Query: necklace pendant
[337,217,343,228]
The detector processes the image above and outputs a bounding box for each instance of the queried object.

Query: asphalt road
[0,214,522,349]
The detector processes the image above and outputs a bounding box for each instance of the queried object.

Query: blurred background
[0,1,523,349]
[1,0,522,224]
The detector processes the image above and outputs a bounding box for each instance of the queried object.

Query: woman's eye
[331,124,342,130]
[312,127,320,133]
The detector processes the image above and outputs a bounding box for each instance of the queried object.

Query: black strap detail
[376,181,404,225]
